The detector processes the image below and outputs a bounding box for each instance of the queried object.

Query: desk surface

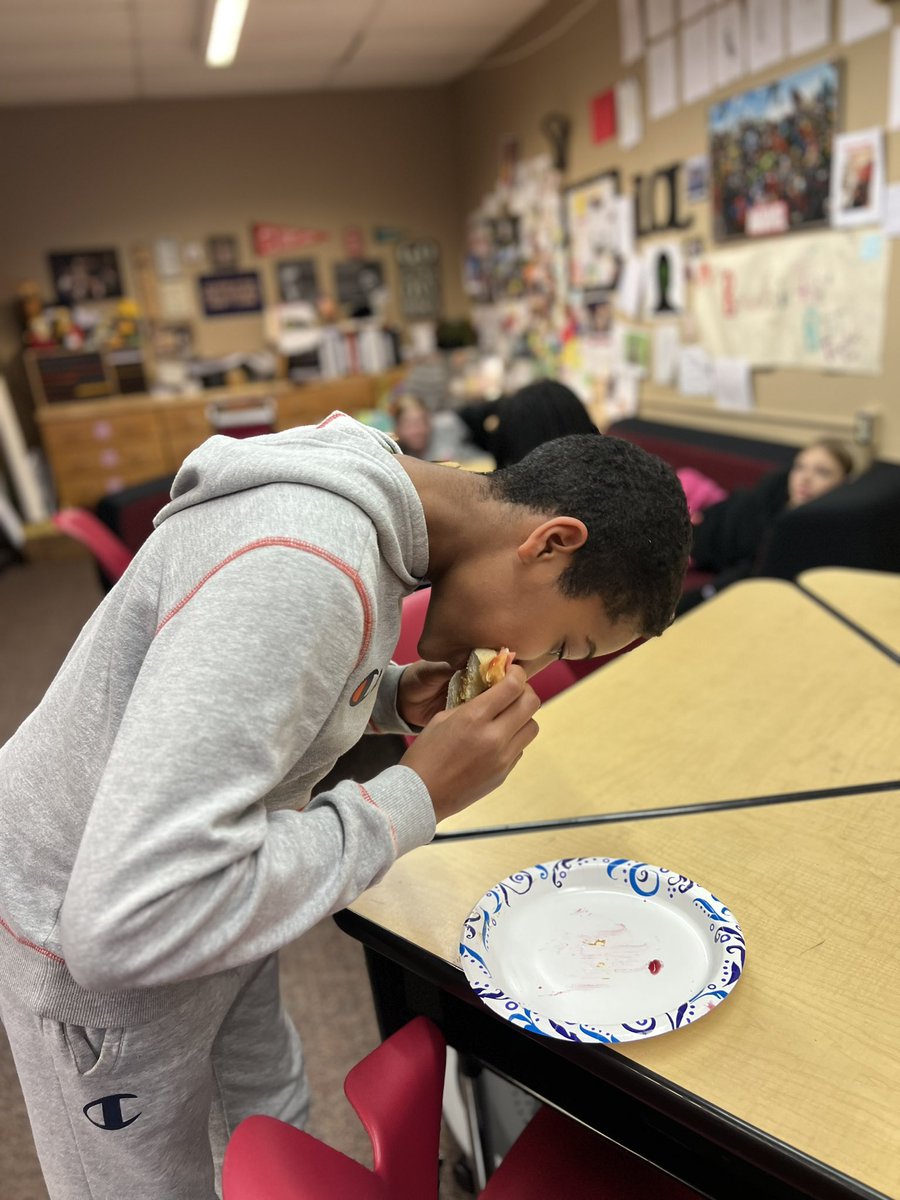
[348,792,900,1199]
[799,568,900,658]
[438,579,900,836]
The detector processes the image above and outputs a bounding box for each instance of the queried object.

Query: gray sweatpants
[0,954,309,1200]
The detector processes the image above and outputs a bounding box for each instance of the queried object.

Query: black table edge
[433,779,900,842]
[794,581,900,665]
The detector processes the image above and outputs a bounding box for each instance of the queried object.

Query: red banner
[252,223,330,257]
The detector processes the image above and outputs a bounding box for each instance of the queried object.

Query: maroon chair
[222,1017,702,1200]
[52,507,134,586]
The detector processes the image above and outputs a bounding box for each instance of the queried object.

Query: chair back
[344,1016,446,1200]
[52,508,134,584]
[394,586,431,664]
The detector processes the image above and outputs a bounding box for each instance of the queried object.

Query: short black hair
[487,433,691,637]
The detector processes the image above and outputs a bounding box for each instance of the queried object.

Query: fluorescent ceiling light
[205,0,249,68]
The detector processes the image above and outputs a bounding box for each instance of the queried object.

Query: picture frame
[47,249,123,306]
[709,60,840,241]
[563,170,625,292]
[207,234,240,274]
[198,272,264,317]
[276,259,320,304]
[830,128,884,229]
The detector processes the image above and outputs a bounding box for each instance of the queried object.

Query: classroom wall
[451,0,900,462]
[0,86,466,440]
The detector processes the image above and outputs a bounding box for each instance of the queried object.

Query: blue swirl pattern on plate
[459,856,746,1044]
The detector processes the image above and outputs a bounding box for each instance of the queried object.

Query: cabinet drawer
[41,412,160,455]
[46,437,167,475]
[277,378,376,431]
[56,464,167,509]
[157,405,213,437]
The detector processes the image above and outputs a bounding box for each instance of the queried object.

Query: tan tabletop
[348,791,900,1199]
[799,568,900,658]
[438,579,900,835]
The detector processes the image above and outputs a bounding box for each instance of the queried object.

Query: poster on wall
[276,259,319,303]
[830,128,885,228]
[644,241,685,316]
[198,272,264,317]
[48,249,123,306]
[709,60,840,241]
[564,171,627,292]
[692,229,889,373]
[333,260,384,311]
[395,239,442,320]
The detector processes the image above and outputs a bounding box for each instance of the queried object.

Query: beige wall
[0,86,466,440]
[452,0,900,462]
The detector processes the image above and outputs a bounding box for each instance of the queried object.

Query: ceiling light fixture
[205,0,249,68]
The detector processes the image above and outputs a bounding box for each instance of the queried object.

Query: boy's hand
[400,664,540,823]
[396,660,455,728]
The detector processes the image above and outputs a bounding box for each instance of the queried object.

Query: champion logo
[349,668,381,707]
[83,1093,141,1131]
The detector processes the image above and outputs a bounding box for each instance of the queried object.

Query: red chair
[393,587,584,706]
[222,1016,445,1200]
[52,507,134,586]
[222,1017,702,1200]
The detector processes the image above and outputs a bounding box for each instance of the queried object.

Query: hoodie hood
[154,411,429,586]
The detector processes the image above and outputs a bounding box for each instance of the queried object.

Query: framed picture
[563,171,625,292]
[709,61,840,241]
[276,259,319,304]
[207,234,239,273]
[198,272,264,317]
[395,239,442,320]
[47,249,123,306]
[333,260,384,312]
[831,128,884,229]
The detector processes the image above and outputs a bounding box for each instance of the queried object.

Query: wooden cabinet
[37,372,405,510]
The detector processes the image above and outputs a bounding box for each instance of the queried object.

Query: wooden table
[798,568,900,660]
[437,580,900,837]
[338,791,900,1200]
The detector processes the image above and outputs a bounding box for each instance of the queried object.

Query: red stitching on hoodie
[357,783,398,854]
[155,538,373,669]
[316,412,344,429]
[0,915,66,964]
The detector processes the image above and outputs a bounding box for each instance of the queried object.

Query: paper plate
[459,856,745,1043]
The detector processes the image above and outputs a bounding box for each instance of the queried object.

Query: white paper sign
[883,183,900,238]
[787,0,830,56]
[653,325,682,386]
[747,0,785,74]
[617,76,644,149]
[616,256,646,319]
[618,0,644,64]
[713,358,754,411]
[645,0,676,40]
[648,34,679,121]
[839,0,890,46]
[681,14,714,105]
[714,2,744,89]
[678,345,715,396]
[678,0,711,20]
[889,26,900,132]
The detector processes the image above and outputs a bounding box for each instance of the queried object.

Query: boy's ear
[517,517,588,563]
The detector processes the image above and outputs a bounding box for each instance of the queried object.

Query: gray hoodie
[0,413,435,1024]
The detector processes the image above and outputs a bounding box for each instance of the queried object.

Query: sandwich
[446,647,513,709]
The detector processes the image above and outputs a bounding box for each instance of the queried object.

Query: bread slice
[446,647,512,709]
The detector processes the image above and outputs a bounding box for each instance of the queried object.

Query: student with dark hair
[679,437,854,613]
[0,410,690,1199]
[458,379,599,468]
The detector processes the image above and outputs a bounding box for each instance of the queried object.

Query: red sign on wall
[252,223,330,257]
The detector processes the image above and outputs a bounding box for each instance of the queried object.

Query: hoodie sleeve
[59,544,435,991]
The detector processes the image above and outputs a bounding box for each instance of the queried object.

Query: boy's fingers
[466,664,531,717]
